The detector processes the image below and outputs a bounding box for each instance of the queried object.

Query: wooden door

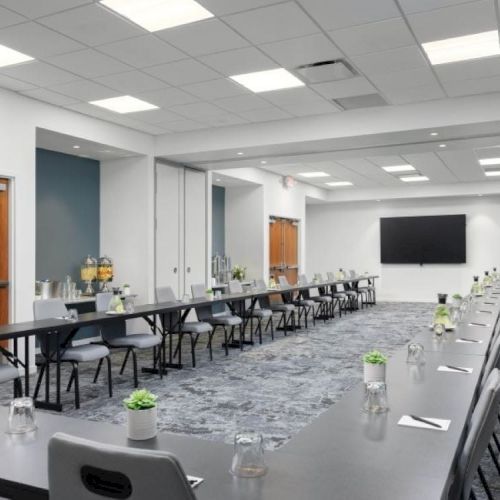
[0,179,9,347]
[283,220,298,285]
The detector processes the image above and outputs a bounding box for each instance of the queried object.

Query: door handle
[0,281,8,288]
[173,267,177,274]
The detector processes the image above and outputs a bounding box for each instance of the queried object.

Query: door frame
[268,215,301,282]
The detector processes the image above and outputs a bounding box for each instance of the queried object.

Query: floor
[1,301,500,498]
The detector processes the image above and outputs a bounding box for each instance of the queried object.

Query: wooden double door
[269,217,298,285]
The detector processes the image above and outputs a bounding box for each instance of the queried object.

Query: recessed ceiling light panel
[325,181,353,187]
[400,175,429,183]
[382,165,415,173]
[0,44,33,68]
[479,157,500,166]
[422,30,500,65]
[485,170,500,177]
[230,68,304,93]
[298,171,330,178]
[100,0,214,32]
[89,95,158,113]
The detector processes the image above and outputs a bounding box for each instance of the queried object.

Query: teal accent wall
[212,185,225,257]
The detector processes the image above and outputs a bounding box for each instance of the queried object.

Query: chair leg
[131,349,138,388]
[488,443,500,475]
[270,316,275,340]
[493,432,500,453]
[120,348,131,375]
[72,362,80,410]
[93,358,103,383]
[190,334,199,367]
[470,487,478,500]
[208,327,215,361]
[33,363,46,400]
[106,356,113,398]
[257,318,263,344]
[223,326,229,356]
[478,466,494,500]
[67,367,75,392]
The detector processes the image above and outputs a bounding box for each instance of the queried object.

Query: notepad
[437,365,473,374]
[456,338,483,344]
[187,476,204,488]
[398,415,450,431]
[468,322,490,327]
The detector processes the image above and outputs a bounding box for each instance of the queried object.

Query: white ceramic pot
[123,287,131,296]
[206,293,214,301]
[363,363,386,383]
[127,406,157,440]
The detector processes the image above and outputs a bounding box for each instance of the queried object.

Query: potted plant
[363,350,387,383]
[205,288,214,300]
[124,389,158,440]
[232,265,246,281]
[122,284,131,296]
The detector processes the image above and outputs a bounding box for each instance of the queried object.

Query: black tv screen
[380,215,466,264]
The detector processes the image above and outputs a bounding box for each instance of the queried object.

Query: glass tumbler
[7,397,36,434]
[363,382,389,414]
[230,432,267,478]
[68,308,79,321]
[433,322,445,337]
[407,343,425,365]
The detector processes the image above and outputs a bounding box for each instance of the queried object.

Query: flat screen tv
[380,215,466,264]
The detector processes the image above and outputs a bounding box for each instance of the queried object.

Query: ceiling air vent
[333,94,387,110]
[295,60,356,84]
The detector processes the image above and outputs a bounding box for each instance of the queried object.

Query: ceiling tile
[21,87,79,106]
[259,33,343,68]
[159,119,207,132]
[329,18,415,56]
[443,75,500,97]
[47,49,132,78]
[383,82,445,104]
[170,101,227,119]
[0,0,92,18]
[38,4,145,46]
[0,73,36,91]
[434,56,500,83]
[157,18,248,57]
[0,61,79,87]
[215,93,271,112]
[438,149,485,181]
[65,101,122,120]
[312,76,376,99]
[223,2,318,44]
[50,79,119,101]
[183,78,248,100]
[296,0,400,31]
[200,113,249,127]
[402,152,457,183]
[131,109,185,124]
[262,86,328,106]
[0,22,84,58]
[197,0,283,16]
[238,107,293,122]
[94,71,168,94]
[97,35,185,68]
[351,45,429,76]
[369,67,439,90]
[282,99,340,117]
[398,0,475,14]
[144,59,220,86]
[336,158,401,186]
[407,0,496,43]
[137,87,199,107]
[199,47,277,76]
[0,6,26,28]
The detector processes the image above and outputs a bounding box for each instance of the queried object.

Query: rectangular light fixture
[422,30,500,65]
[100,0,214,32]
[325,181,353,187]
[400,175,429,183]
[89,95,158,113]
[485,170,500,177]
[0,44,33,68]
[479,157,500,166]
[382,165,415,173]
[298,171,330,178]
[230,68,304,93]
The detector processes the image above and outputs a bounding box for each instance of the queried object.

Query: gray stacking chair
[228,280,273,343]
[327,272,347,317]
[191,283,242,356]
[94,293,161,387]
[349,270,371,308]
[255,279,295,334]
[279,275,315,328]
[33,299,112,409]
[305,274,333,321]
[451,368,500,500]
[0,364,22,398]
[334,275,359,312]
[156,286,213,366]
[48,432,196,500]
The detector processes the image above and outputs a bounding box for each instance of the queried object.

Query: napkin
[456,338,483,344]
[437,365,473,374]
[187,476,204,488]
[398,415,450,431]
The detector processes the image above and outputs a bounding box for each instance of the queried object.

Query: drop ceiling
[0,0,499,135]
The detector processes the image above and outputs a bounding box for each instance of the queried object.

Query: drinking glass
[68,308,79,321]
[125,298,135,314]
[363,382,388,414]
[407,343,425,365]
[7,397,36,434]
[433,322,445,337]
[230,432,267,478]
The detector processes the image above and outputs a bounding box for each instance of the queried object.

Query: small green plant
[362,350,388,365]
[124,389,157,410]
[452,293,462,300]
[205,288,213,294]
[123,283,130,288]
[434,305,450,318]
[232,264,246,281]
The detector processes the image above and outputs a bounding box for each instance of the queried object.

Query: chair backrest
[48,432,196,500]
[156,286,177,303]
[95,293,125,342]
[298,274,308,285]
[255,279,267,292]
[327,272,335,282]
[349,270,356,278]
[454,369,500,499]
[278,276,290,288]
[228,280,243,294]
[191,283,213,321]
[255,279,272,308]
[481,334,500,391]
[33,299,71,355]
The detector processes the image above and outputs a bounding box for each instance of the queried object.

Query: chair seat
[314,296,332,303]
[345,291,357,296]
[297,299,315,307]
[251,308,272,318]
[0,364,19,384]
[108,334,161,349]
[271,303,295,312]
[333,293,346,298]
[182,322,212,334]
[61,344,110,362]
[209,314,242,326]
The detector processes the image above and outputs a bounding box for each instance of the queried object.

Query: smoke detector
[295,60,356,84]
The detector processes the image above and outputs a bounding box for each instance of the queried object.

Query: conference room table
[0,287,497,500]
[0,275,378,412]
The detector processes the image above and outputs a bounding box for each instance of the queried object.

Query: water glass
[215,290,222,299]
[125,298,135,313]
[407,343,425,365]
[230,432,267,478]
[68,308,79,321]
[7,397,36,434]
[433,322,445,337]
[363,382,388,414]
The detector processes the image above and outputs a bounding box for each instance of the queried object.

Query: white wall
[306,196,500,302]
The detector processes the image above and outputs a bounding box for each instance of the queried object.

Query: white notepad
[187,476,204,488]
[437,365,473,374]
[456,338,483,344]
[468,322,490,327]
[398,415,450,431]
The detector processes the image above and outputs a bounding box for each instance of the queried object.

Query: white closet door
[184,168,206,295]
[155,163,182,298]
